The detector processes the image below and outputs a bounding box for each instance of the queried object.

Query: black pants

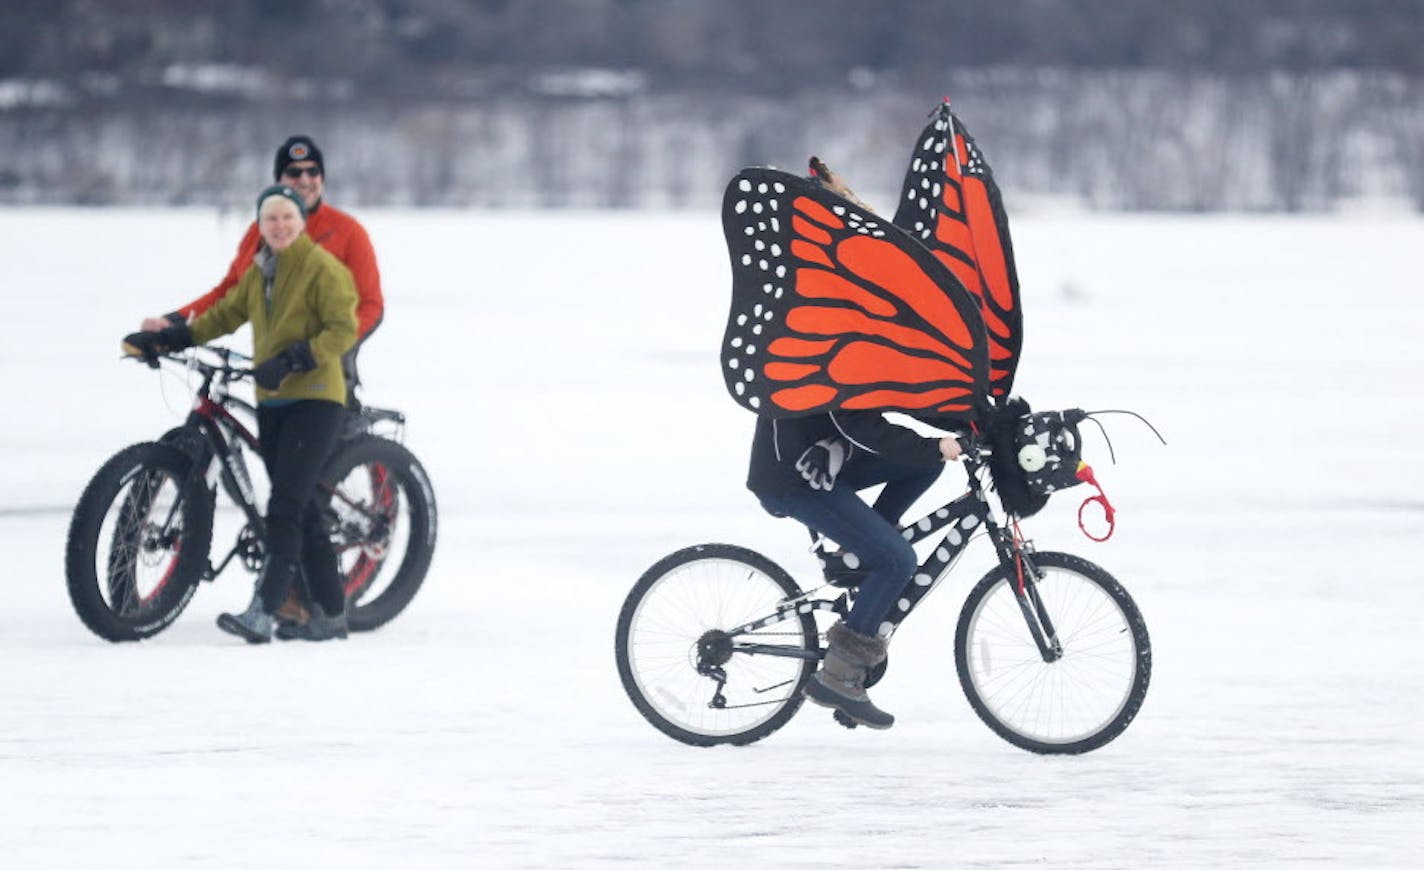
[257,400,345,615]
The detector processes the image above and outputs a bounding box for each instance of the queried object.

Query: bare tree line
[5,1,1422,210]
[2,68,1420,212]
[8,0,1421,87]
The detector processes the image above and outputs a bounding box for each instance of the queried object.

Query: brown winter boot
[275,587,311,625]
[275,602,349,642]
[803,621,894,729]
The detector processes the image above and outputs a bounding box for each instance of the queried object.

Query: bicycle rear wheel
[65,442,214,641]
[319,436,437,632]
[955,551,1151,754]
[616,544,818,747]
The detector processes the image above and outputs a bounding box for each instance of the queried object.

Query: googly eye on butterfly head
[1017,443,1047,472]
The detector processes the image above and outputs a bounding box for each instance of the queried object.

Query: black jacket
[746,410,945,497]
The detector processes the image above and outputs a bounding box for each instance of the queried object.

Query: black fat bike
[615,442,1151,755]
[65,347,438,642]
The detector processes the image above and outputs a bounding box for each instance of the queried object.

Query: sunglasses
[282,166,323,179]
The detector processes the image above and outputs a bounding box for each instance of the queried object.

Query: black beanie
[273,135,325,180]
[256,184,307,220]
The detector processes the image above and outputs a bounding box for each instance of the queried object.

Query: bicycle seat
[360,406,405,425]
[340,405,406,440]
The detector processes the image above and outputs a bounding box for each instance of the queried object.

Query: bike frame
[723,448,1064,664]
[190,382,265,530]
[152,350,271,581]
[150,347,413,588]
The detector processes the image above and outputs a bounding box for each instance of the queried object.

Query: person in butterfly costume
[723,150,1007,730]
[748,412,963,729]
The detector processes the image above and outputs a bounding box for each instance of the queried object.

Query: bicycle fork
[1009,548,1064,663]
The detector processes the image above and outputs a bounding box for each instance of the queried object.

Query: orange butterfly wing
[720,168,990,422]
[892,100,1024,399]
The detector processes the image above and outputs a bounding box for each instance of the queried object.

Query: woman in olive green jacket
[125,184,358,642]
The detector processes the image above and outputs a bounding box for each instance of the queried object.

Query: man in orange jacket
[142,135,383,405]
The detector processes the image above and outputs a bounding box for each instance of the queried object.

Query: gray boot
[803,621,894,729]
[275,604,349,642]
[216,594,274,644]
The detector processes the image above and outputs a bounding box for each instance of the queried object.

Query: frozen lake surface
[1,206,1422,867]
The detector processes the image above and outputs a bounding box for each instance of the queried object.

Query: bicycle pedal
[822,565,866,589]
[832,709,859,730]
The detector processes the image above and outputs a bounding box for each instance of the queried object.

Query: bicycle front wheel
[615,544,818,747]
[65,442,214,641]
[955,551,1151,754]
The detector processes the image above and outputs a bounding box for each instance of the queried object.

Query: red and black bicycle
[65,346,437,641]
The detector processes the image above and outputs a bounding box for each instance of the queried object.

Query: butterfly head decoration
[984,397,1092,517]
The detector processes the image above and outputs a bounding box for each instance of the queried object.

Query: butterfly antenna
[1083,415,1117,464]
[944,107,963,166]
[1085,409,1168,446]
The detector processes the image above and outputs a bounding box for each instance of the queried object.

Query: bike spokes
[326,460,408,602]
[957,556,1148,752]
[618,554,818,742]
[101,467,187,618]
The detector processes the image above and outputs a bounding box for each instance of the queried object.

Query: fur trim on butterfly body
[986,398,1050,517]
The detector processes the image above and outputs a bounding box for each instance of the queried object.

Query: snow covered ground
[1,205,1422,868]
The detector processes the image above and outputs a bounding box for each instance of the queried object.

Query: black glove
[122,323,193,367]
[796,437,848,491]
[252,342,317,390]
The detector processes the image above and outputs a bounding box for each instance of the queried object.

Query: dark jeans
[758,455,943,636]
[257,400,345,615]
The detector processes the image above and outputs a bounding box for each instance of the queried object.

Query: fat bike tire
[319,435,437,632]
[65,442,214,641]
[615,544,819,747]
[955,551,1151,755]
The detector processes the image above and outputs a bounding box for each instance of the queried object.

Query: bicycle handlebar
[124,345,253,381]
